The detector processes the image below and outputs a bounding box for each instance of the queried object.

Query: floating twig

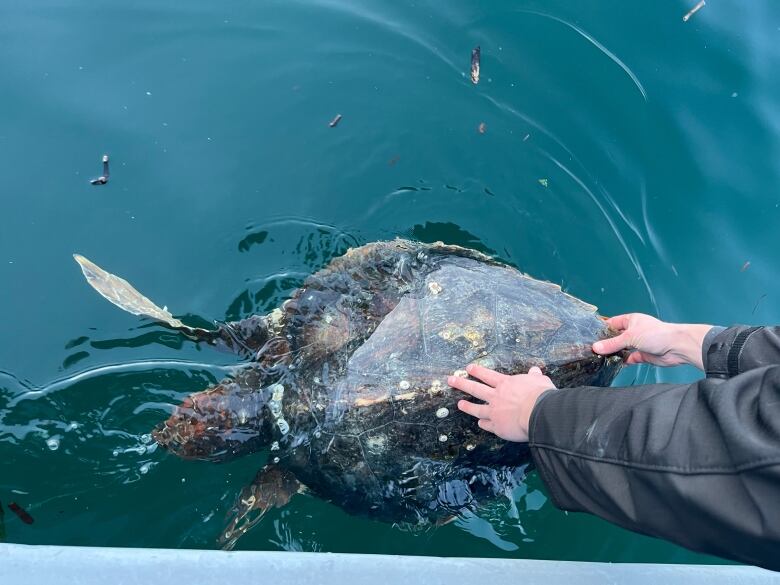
[90,154,110,185]
[740,261,751,272]
[478,122,486,134]
[328,114,343,128]
[470,46,480,84]
[8,502,33,525]
[682,0,705,22]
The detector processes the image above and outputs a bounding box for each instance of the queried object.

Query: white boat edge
[0,543,778,584]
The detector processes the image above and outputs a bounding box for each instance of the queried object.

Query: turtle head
[152,375,274,462]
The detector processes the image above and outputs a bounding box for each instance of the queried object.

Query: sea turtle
[73,239,624,549]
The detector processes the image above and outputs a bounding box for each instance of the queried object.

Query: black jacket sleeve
[704,325,780,379]
[528,326,780,571]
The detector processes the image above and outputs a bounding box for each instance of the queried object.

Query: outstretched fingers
[465,363,507,386]
[605,314,632,332]
[447,375,493,401]
[477,419,494,432]
[593,331,631,355]
[458,399,490,420]
[625,351,646,365]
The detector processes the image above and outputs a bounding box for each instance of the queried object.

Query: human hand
[592,313,713,370]
[447,363,556,442]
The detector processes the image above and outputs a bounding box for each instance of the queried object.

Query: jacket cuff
[704,325,761,378]
[701,326,725,372]
[528,388,570,509]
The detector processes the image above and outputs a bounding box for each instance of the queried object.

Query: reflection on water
[1,0,778,564]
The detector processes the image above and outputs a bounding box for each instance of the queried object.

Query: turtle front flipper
[73,254,271,357]
[219,465,302,550]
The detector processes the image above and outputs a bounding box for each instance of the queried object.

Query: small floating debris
[470,46,481,84]
[90,154,110,185]
[741,261,751,272]
[388,155,400,166]
[523,134,530,142]
[478,122,486,134]
[8,502,34,525]
[328,114,343,128]
[538,178,549,188]
[682,0,705,22]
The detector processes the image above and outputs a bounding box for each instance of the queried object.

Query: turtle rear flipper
[73,254,270,357]
[219,465,302,550]
[74,254,214,339]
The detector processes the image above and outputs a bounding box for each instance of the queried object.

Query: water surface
[2,0,779,563]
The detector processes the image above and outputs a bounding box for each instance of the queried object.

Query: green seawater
[1,0,778,564]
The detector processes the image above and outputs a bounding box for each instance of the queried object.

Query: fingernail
[592,342,603,353]
[466,363,475,372]
[447,376,455,385]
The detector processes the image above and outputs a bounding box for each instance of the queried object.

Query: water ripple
[516,10,648,103]
[546,153,657,313]
[5,359,233,408]
[303,0,461,76]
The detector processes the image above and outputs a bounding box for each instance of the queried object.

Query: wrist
[672,323,714,369]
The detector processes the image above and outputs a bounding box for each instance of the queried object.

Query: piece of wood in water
[90,154,110,185]
[8,502,33,525]
[470,46,480,84]
[329,114,343,128]
[683,0,705,22]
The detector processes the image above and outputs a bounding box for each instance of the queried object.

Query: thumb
[593,332,630,355]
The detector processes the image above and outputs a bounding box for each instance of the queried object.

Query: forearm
[528,369,780,570]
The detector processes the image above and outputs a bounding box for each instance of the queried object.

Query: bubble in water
[140,434,152,444]
[46,437,60,451]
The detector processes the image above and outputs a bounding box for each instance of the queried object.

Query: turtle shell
[265,240,622,526]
